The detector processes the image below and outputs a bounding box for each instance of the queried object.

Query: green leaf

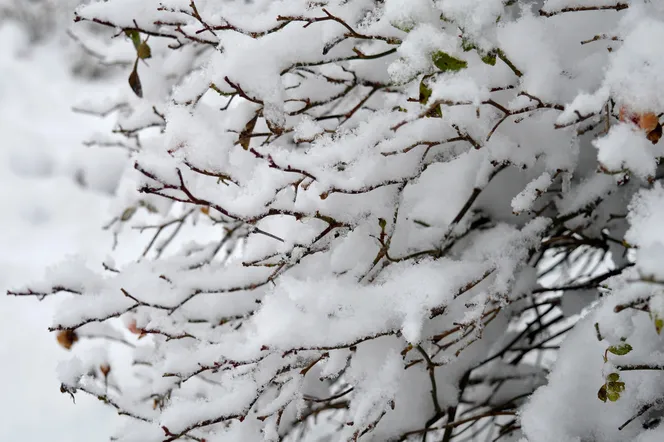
[431,51,468,72]
[378,218,387,230]
[481,53,497,66]
[419,79,432,105]
[598,380,625,402]
[655,316,663,335]
[597,384,607,402]
[417,75,441,117]
[137,41,152,60]
[120,207,137,222]
[607,343,632,356]
[459,37,496,66]
[124,29,141,49]
[606,372,620,383]
[461,38,476,52]
[607,381,625,394]
[607,390,621,402]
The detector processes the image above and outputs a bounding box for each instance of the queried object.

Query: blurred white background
[0,6,128,439]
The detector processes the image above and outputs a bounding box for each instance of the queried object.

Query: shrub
[10,1,664,441]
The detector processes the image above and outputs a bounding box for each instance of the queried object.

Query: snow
[604,18,664,113]
[383,0,439,31]
[438,0,504,44]
[593,123,660,180]
[626,184,664,280]
[497,12,562,101]
[429,73,490,105]
[512,172,553,214]
[293,116,324,142]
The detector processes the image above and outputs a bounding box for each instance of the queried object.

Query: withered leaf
[128,60,143,98]
[137,41,152,60]
[647,122,662,145]
[56,329,78,350]
[239,113,259,150]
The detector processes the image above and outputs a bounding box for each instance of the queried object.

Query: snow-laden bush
[9,0,664,441]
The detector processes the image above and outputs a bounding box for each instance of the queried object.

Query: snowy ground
[0,22,126,441]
